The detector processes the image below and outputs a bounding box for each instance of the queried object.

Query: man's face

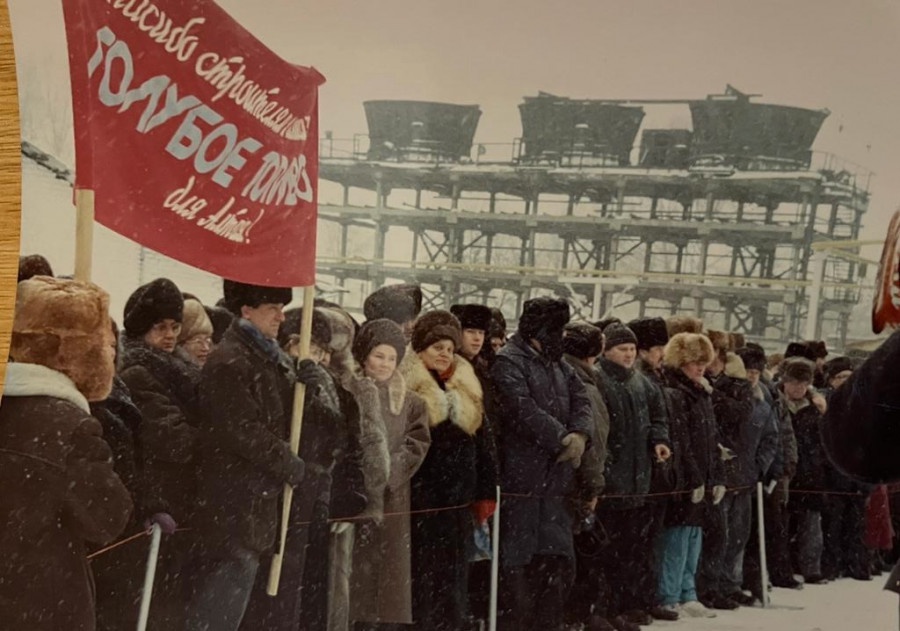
[242,303,286,340]
[460,328,486,360]
[639,346,665,370]
[782,378,810,402]
[604,343,636,369]
[746,368,761,387]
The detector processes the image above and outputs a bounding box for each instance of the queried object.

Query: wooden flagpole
[268,283,315,595]
[74,188,94,282]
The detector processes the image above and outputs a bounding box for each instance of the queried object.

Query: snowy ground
[658,577,896,630]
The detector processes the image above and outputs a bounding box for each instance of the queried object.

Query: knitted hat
[450,304,492,331]
[784,341,818,362]
[666,315,703,337]
[278,307,333,351]
[519,297,571,339]
[627,317,669,351]
[363,284,423,324]
[11,276,115,402]
[603,323,638,349]
[17,254,53,283]
[563,322,604,358]
[663,332,715,368]
[204,305,234,344]
[123,278,184,337]
[411,310,461,353]
[781,357,815,383]
[223,280,293,315]
[353,319,407,366]
[823,356,854,382]
[178,299,213,343]
[736,345,767,372]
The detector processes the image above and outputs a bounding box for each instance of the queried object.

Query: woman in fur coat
[0,276,132,631]
[400,311,499,631]
[119,278,202,628]
[345,319,431,630]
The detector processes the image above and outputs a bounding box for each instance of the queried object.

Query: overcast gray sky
[9,0,900,242]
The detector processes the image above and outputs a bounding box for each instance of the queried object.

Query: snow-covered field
[659,578,895,630]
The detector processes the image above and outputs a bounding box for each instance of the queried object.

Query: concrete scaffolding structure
[316,87,871,350]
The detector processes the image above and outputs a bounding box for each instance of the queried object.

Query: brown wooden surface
[0,0,21,402]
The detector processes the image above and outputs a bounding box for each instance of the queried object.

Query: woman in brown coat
[346,319,431,630]
[0,276,133,631]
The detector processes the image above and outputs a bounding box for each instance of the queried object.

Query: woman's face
[364,344,398,383]
[419,339,455,373]
[829,370,853,390]
[144,319,181,353]
[181,334,212,366]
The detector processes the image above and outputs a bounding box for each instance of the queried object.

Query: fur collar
[399,349,483,435]
[3,363,90,412]
[343,368,407,416]
[120,336,200,407]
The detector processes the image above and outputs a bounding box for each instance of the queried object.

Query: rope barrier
[84,485,899,560]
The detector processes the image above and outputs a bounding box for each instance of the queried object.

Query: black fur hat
[736,345,767,372]
[353,318,407,366]
[18,254,53,283]
[364,284,423,324]
[123,278,184,337]
[781,357,815,383]
[204,305,234,345]
[519,297,570,339]
[278,308,332,351]
[450,304,492,331]
[627,317,669,351]
[563,322,604,359]
[223,280,293,315]
[823,356,854,382]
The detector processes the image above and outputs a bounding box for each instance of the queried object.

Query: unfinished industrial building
[316,86,871,350]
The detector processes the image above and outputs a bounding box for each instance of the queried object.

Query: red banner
[62,0,325,287]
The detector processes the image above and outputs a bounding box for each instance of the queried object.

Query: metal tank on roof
[689,86,829,171]
[363,100,482,163]
[518,92,645,167]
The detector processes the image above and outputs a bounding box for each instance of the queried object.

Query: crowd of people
[1,253,898,631]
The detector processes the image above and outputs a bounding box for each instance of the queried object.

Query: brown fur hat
[353,319,407,366]
[705,329,733,354]
[723,352,748,380]
[730,332,747,351]
[411,310,462,353]
[11,276,115,402]
[666,315,703,337]
[178,298,213,344]
[663,332,715,369]
[17,254,53,283]
[781,357,815,383]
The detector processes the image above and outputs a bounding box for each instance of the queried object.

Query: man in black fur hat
[628,317,670,387]
[492,297,593,631]
[188,280,311,631]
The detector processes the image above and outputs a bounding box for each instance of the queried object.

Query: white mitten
[691,485,705,504]
[712,485,726,505]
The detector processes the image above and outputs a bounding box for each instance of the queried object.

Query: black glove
[286,455,306,487]
[295,358,329,388]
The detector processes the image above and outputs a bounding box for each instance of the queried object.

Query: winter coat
[119,338,201,524]
[564,354,609,499]
[865,485,895,550]
[90,376,151,631]
[491,335,593,566]
[594,357,671,510]
[0,363,133,631]
[401,350,497,511]
[345,370,431,624]
[822,330,900,483]
[709,373,754,486]
[728,383,781,487]
[661,368,723,526]
[196,319,300,553]
[781,390,827,512]
[241,367,367,631]
[775,388,799,480]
